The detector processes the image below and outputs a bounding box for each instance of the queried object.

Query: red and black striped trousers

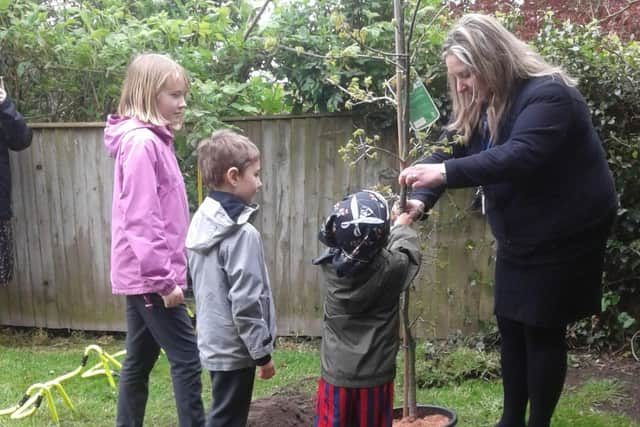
[314,377,394,427]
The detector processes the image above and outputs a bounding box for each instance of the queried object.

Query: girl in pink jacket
[104,53,204,427]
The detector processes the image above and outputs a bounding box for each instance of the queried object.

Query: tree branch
[244,0,272,41]
[330,80,397,107]
[406,0,422,53]
[363,144,404,163]
[408,311,424,330]
[597,0,640,24]
[347,33,403,58]
[410,3,448,64]
[276,44,401,68]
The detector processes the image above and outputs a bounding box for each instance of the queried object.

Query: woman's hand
[399,163,446,189]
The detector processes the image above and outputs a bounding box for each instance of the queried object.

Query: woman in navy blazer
[399,14,616,427]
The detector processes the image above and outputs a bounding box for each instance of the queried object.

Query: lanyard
[477,112,492,215]
[481,112,493,151]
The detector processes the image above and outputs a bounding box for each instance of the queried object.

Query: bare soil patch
[564,351,640,420]
[247,378,316,427]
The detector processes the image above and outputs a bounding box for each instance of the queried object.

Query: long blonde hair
[117,53,189,129]
[443,14,576,144]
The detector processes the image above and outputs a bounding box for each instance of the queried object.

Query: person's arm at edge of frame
[0,94,33,151]
[224,228,276,380]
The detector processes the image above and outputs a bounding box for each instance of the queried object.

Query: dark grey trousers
[207,368,256,427]
[116,294,205,427]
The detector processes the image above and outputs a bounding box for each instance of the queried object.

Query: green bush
[415,342,501,388]
[533,14,640,348]
[0,0,291,210]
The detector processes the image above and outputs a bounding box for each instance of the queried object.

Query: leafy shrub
[534,14,640,349]
[0,0,291,210]
[415,337,501,388]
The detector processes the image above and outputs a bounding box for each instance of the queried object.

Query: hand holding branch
[398,163,446,189]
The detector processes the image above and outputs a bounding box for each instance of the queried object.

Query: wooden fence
[0,114,495,337]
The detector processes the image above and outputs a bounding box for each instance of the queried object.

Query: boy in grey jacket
[312,190,421,427]
[186,130,276,427]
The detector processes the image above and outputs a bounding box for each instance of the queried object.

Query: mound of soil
[247,389,316,427]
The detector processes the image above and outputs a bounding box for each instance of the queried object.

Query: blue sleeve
[0,98,32,151]
[409,129,467,210]
[445,82,574,188]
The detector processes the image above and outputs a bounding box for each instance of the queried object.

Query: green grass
[0,330,637,426]
[0,332,320,427]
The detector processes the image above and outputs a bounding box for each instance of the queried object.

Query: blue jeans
[116,294,204,427]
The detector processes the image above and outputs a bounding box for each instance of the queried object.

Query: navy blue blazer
[412,76,616,258]
[411,77,617,325]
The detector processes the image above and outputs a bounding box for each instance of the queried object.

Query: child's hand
[392,199,425,221]
[161,286,184,308]
[257,360,275,380]
[394,212,413,226]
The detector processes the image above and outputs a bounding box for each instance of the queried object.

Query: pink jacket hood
[105,115,189,296]
[104,115,173,158]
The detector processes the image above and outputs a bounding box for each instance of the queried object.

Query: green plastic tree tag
[409,79,440,131]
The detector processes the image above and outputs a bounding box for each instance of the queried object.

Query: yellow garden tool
[0,344,125,424]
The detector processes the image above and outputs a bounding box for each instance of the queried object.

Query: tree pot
[392,404,457,426]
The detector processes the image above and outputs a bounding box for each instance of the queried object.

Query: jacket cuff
[157,283,177,296]
[254,354,271,366]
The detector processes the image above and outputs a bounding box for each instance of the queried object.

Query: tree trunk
[400,290,417,418]
[394,0,417,419]
[394,0,409,210]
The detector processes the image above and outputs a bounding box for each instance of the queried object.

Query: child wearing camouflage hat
[312,190,422,427]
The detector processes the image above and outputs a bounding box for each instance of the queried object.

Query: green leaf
[617,312,636,329]
[230,103,259,114]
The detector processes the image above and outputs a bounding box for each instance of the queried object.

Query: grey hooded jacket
[186,197,276,371]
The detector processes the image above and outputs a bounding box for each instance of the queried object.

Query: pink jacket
[104,115,189,296]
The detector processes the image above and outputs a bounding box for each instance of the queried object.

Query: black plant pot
[392,404,457,426]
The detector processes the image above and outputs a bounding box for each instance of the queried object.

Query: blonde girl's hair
[117,53,189,129]
[197,129,260,190]
[443,13,577,144]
